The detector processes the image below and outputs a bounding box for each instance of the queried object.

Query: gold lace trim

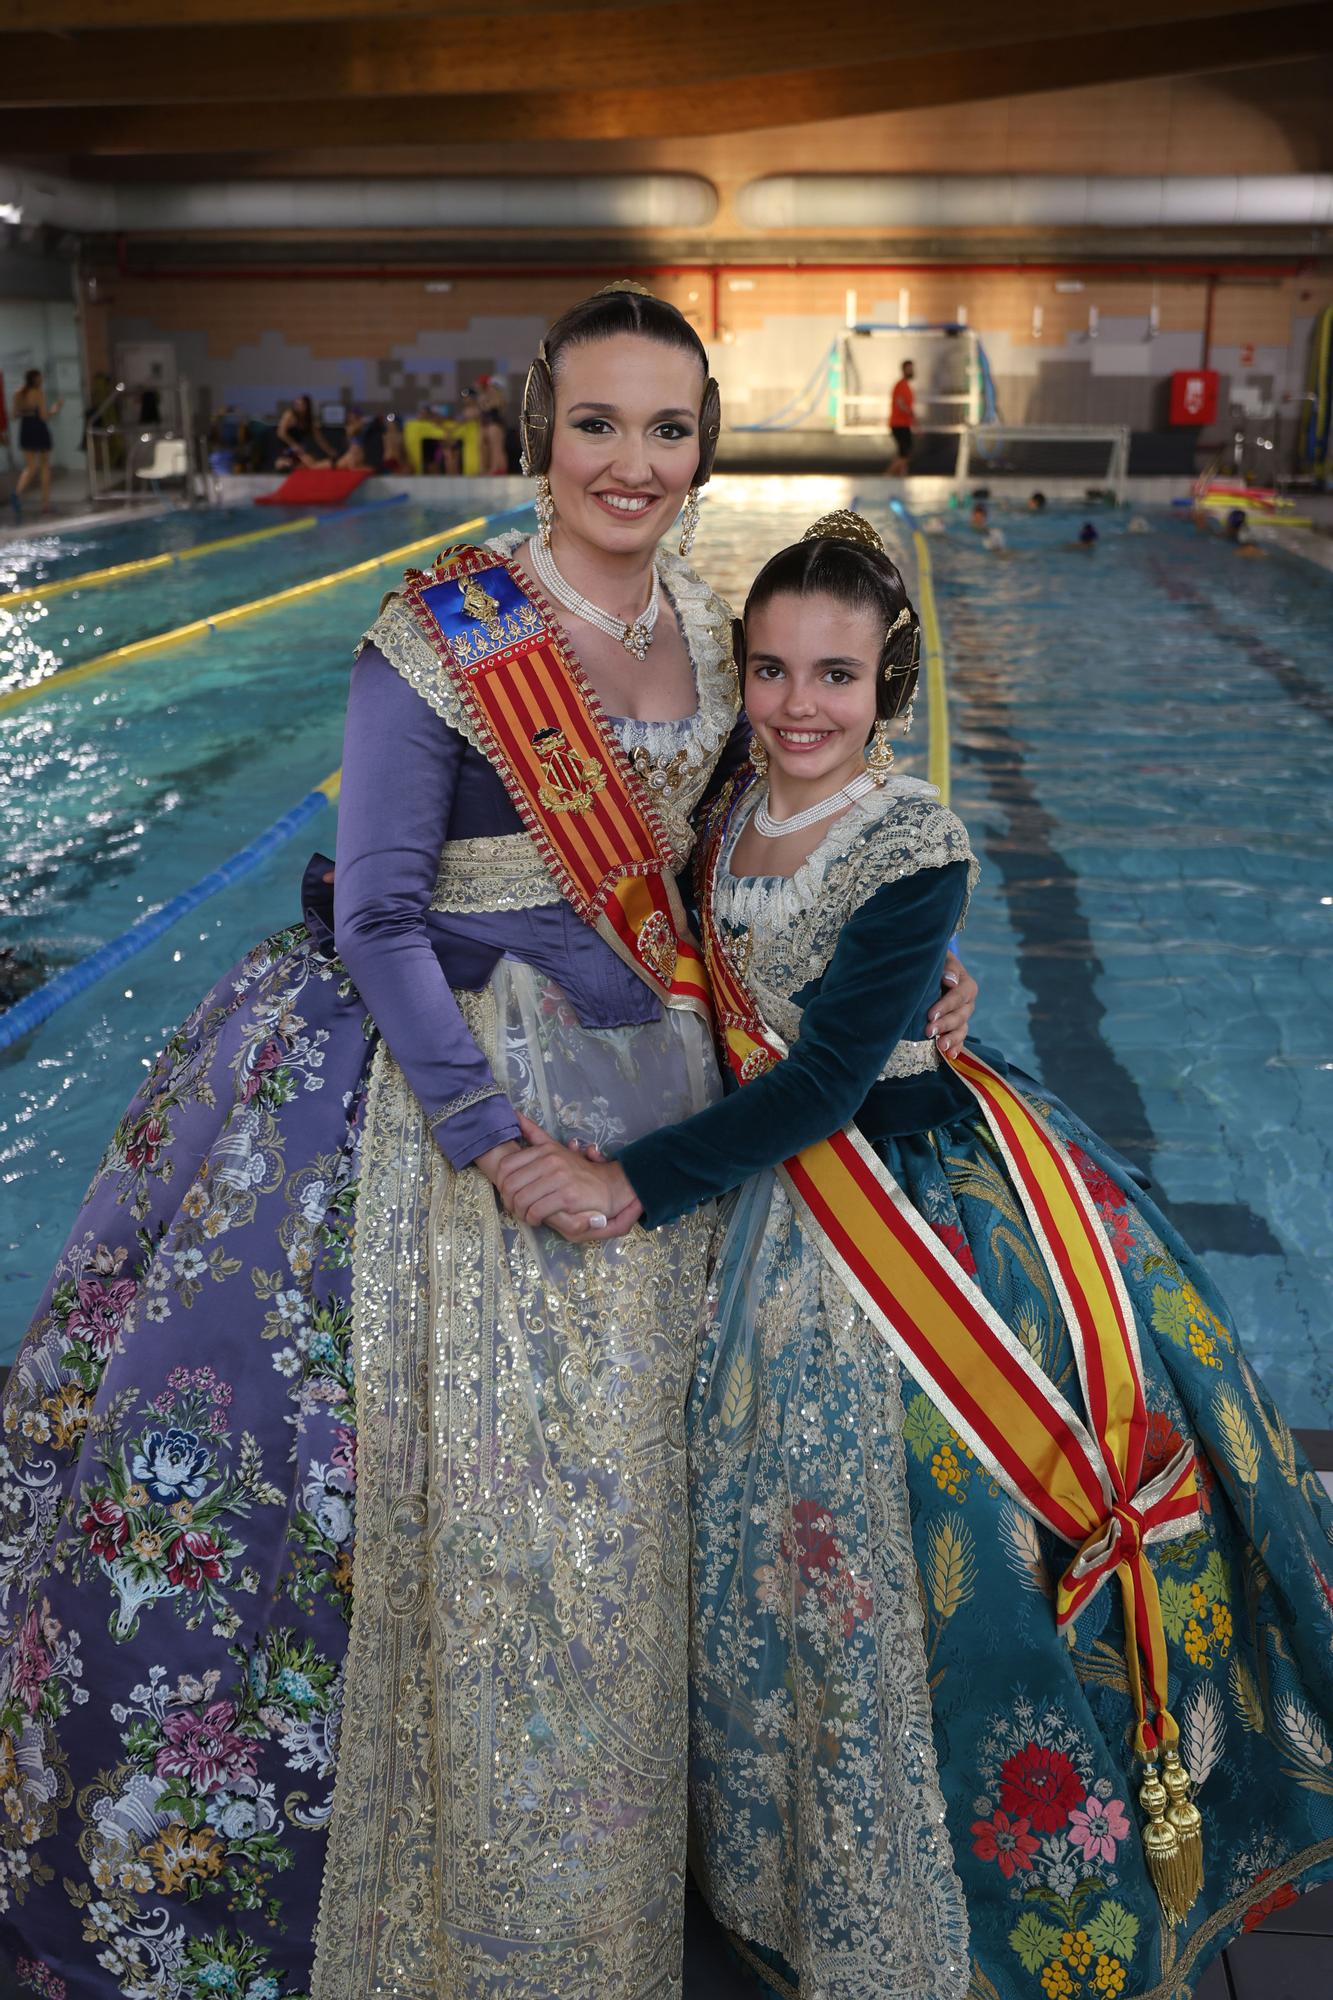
[315,1004,714,1998]
[430,833,562,914]
[426,1080,508,1128]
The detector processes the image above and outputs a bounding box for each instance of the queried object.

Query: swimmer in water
[970,499,989,531]
[1225,506,1267,557]
[1074,520,1099,550]
[1028,491,1047,512]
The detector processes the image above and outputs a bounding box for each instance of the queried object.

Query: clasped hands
[478,1118,641,1244]
[476,950,978,1245]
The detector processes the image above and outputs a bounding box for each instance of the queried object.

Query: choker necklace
[529,534,660,662]
[754,766,882,838]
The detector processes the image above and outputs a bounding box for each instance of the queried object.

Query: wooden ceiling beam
[9,7,1329,154]
[0,1,630,25]
[0,0,1308,108]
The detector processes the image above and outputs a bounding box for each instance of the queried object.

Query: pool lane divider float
[1,513,320,610]
[0,771,343,1054]
[0,502,532,719]
[0,491,411,613]
[0,500,533,1045]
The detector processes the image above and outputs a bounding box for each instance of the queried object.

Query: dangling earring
[678,486,701,559]
[748,735,769,777]
[866,719,895,780]
[535,474,555,549]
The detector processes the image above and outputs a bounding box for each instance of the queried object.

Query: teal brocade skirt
[687,1080,1333,2000]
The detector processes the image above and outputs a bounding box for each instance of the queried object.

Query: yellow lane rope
[1,513,320,610]
[912,526,951,807]
[0,515,488,720]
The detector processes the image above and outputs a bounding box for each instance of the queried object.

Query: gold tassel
[1138,1762,1198,1923]
[1161,1748,1205,1914]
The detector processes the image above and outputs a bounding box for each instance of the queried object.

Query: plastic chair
[135,438,189,486]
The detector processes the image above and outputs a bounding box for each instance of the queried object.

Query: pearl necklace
[754,767,882,838]
[529,535,660,661]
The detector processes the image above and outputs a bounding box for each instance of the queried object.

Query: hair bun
[801,508,887,554]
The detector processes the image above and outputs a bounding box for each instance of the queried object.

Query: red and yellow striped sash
[403,543,711,1020]
[698,782,1202,1775]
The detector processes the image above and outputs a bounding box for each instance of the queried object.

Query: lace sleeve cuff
[427,1085,521,1169]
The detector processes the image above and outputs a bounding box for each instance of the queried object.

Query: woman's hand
[473,1134,626,1243]
[496,1115,643,1237]
[927,952,977,1057]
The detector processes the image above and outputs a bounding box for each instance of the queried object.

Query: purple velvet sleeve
[333,647,522,1169]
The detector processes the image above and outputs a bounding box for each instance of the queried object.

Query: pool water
[1,483,1330,1435]
[0,499,434,694]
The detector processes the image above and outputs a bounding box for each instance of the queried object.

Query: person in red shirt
[887,358,915,475]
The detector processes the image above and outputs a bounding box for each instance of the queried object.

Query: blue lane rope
[1,500,534,1050]
[0,783,338,1054]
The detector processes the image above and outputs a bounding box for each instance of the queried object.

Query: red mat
[256,467,373,506]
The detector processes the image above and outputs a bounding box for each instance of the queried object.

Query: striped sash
[403,543,711,1020]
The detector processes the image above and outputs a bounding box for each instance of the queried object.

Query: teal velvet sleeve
[620,859,970,1228]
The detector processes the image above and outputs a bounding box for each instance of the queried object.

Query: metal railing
[85,377,208,509]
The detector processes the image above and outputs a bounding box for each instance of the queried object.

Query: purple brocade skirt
[0,925,370,1999]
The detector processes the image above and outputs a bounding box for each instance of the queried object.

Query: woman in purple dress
[0,289,975,2000]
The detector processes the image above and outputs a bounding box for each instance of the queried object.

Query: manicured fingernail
[589,1213,607,1229]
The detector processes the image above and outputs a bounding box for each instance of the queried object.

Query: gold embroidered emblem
[740,1046,778,1082]
[532,727,607,814]
[637,909,677,986]
[461,574,504,643]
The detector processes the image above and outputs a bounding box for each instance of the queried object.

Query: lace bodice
[715,777,978,1050]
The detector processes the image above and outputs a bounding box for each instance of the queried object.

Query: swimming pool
[2,483,1330,1436]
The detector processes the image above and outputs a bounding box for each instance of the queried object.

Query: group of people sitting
[209,377,517,479]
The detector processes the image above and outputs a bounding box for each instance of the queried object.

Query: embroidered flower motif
[125,1114,167,1170]
[10,1611,54,1716]
[1242,1867,1300,1931]
[141,1821,225,1894]
[63,1275,138,1356]
[998,1742,1083,1832]
[1068,1144,1124,1211]
[931,1221,977,1276]
[155,1701,258,1793]
[971,1808,1039,1878]
[166,1529,227,1591]
[1066,1794,1130,1865]
[130,1427,212,1504]
[80,1495,130,1562]
[1103,1210,1136,1265]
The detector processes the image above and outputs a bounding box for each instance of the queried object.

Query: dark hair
[522,285,720,481]
[23,368,41,390]
[1030,490,1047,509]
[543,287,708,381]
[740,535,920,722]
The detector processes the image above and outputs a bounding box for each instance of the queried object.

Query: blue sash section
[418,554,545,670]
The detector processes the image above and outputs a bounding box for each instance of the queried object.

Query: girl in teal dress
[496,513,1333,2000]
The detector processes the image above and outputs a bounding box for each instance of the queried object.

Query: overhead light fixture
[0,202,22,225]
